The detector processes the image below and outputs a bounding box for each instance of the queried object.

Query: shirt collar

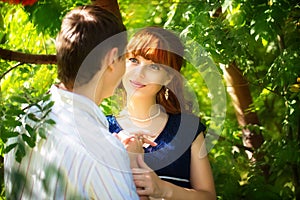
[50,85,109,128]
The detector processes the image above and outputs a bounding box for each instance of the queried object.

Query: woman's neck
[117,95,168,139]
[126,96,158,120]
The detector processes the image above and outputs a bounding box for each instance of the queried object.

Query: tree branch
[0,47,56,65]
[0,1,123,65]
[0,62,24,81]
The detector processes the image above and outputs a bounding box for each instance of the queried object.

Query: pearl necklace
[127,108,161,122]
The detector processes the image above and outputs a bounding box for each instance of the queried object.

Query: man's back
[5,86,138,199]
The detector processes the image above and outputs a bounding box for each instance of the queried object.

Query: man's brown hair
[56,5,127,89]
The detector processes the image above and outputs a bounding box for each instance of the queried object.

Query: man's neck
[57,82,72,91]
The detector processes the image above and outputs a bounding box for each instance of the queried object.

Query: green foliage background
[0,0,299,199]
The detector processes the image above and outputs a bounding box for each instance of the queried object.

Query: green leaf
[7,109,25,116]
[3,119,22,128]
[1,131,19,140]
[44,119,55,125]
[38,127,47,139]
[42,101,54,112]
[27,1,64,36]
[19,67,30,74]
[10,96,28,104]
[46,65,53,70]
[0,12,4,31]
[42,109,51,119]
[25,124,35,138]
[22,134,35,148]
[27,113,40,122]
[15,143,26,163]
[4,143,18,154]
[41,94,51,102]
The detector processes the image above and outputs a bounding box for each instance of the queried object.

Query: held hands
[113,133,144,153]
[113,131,157,154]
[113,132,157,169]
[132,155,170,199]
[114,132,163,199]
[113,133,143,168]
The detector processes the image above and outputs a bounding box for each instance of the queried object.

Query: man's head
[56,5,127,90]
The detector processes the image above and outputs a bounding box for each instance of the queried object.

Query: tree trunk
[91,0,122,21]
[221,62,264,158]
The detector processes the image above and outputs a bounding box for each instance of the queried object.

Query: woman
[107,27,216,200]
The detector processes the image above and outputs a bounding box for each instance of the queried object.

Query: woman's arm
[132,133,216,200]
[189,133,216,199]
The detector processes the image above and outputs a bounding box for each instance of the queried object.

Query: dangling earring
[165,88,169,100]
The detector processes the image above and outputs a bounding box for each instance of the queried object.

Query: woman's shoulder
[106,114,116,121]
[168,113,206,135]
[106,114,117,126]
[106,115,122,133]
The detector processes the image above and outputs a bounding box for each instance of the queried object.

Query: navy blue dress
[107,113,206,188]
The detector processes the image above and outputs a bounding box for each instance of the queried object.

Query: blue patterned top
[107,113,206,188]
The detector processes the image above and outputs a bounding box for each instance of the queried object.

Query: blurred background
[0,0,299,199]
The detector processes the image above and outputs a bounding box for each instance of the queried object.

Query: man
[5,5,139,199]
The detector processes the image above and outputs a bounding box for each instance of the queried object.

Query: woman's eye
[150,64,160,70]
[128,57,139,64]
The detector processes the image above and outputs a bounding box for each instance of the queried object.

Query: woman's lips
[130,80,146,88]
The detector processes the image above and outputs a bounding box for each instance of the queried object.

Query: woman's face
[122,54,172,98]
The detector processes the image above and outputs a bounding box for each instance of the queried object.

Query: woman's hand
[113,132,157,153]
[113,133,143,168]
[113,132,157,170]
[132,155,170,199]
[113,133,141,152]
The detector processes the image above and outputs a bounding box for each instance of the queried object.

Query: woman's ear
[164,73,174,86]
[104,47,119,71]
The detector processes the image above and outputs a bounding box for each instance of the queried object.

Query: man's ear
[104,47,119,71]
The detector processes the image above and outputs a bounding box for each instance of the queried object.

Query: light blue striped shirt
[5,85,138,199]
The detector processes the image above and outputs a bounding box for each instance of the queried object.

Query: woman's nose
[137,66,146,78]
